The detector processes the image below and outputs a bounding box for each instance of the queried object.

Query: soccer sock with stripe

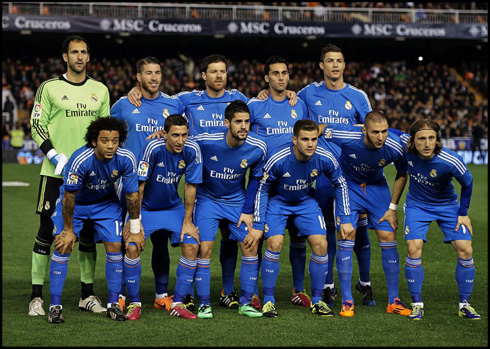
[353,218,371,283]
[32,252,50,288]
[261,249,281,305]
[380,241,400,304]
[174,256,197,304]
[49,251,70,306]
[336,239,354,304]
[220,239,238,295]
[150,232,170,295]
[239,255,259,305]
[325,223,336,286]
[404,256,423,303]
[456,257,475,304]
[289,241,306,292]
[123,252,141,303]
[254,239,264,295]
[195,258,211,306]
[309,252,329,304]
[105,252,123,304]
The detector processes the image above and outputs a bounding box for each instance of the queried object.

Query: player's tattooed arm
[181,182,200,243]
[56,190,78,254]
[125,191,140,219]
[124,191,145,252]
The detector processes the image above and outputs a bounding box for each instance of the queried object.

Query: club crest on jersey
[345,101,352,110]
[378,159,386,167]
[111,170,119,178]
[163,108,169,118]
[240,159,248,169]
[138,161,149,176]
[67,172,79,185]
[91,94,98,102]
[33,103,42,119]
[430,169,437,178]
[336,216,341,225]
[262,172,269,181]
[325,128,333,139]
[264,224,269,233]
[178,160,186,169]
[405,226,409,235]
[44,201,50,211]
[291,109,297,119]
[310,169,318,177]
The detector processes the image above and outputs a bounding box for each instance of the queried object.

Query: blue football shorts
[336,178,393,232]
[403,201,472,243]
[194,196,248,243]
[141,204,198,247]
[51,198,123,243]
[263,196,326,239]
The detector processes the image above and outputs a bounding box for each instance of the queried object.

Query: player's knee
[104,241,122,253]
[125,243,140,258]
[78,238,96,253]
[267,236,284,252]
[198,242,213,259]
[181,243,199,259]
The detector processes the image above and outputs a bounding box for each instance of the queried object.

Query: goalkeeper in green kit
[28,35,111,317]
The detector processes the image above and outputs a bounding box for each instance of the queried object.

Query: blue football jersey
[177,89,249,136]
[248,96,309,153]
[298,81,371,125]
[62,145,138,204]
[193,132,266,206]
[323,124,407,184]
[405,147,472,205]
[253,143,350,230]
[110,92,184,158]
[137,138,203,210]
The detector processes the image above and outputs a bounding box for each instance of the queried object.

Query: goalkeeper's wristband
[46,149,59,166]
[130,219,140,234]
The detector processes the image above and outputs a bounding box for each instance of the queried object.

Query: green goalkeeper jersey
[30,75,110,178]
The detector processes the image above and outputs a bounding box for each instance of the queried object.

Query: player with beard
[111,57,184,312]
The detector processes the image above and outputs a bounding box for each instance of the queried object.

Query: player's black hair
[164,114,188,133]
[293,119,319,137]
[264,55,289,75]
[84,117,127,147]
[320,43,344,62]
[200,54,227,73]
[364,111,387,129]
[224,100,250,122]
[62,35,90,55]
[137,56,161,75]
[407,119,442,155]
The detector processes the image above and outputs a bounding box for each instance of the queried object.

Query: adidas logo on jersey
[210,155,219,161]
[283,172,291,178]
[89,171,96,176]
[197,105,205,111]
[315,100,322,106]
[263,113,271,119]
[349,154,357,159]
[62,95,69,100]
[132,109,140,114]
[408,161,414,167]
[157,162,165,167]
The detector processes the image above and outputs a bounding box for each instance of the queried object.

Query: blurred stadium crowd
[2,53,487,147]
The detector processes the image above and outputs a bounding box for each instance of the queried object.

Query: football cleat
[310,301,334,317]
[409,304,424,320]
[262,301,278,318]
[355,281,376,306]
[118,294,126,312]
[238,304,263,318]
[48,305,65,324]
[154,295,173,311]
[79,295,107,313]
[170,304,198,320]
[107,302,126,321]
[28,297,45,316]
[291,289,311,308]
[339,301,355,317]
[251,294,261,310]
[386,298,412,316]
[323,287,337,307]
[459,301,481,320]
[219,290,239,309]
[198,305,213,319]
[183,294,196,311]
[125,303,141,321]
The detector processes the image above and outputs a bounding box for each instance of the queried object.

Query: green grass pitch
[2,163,487,347]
